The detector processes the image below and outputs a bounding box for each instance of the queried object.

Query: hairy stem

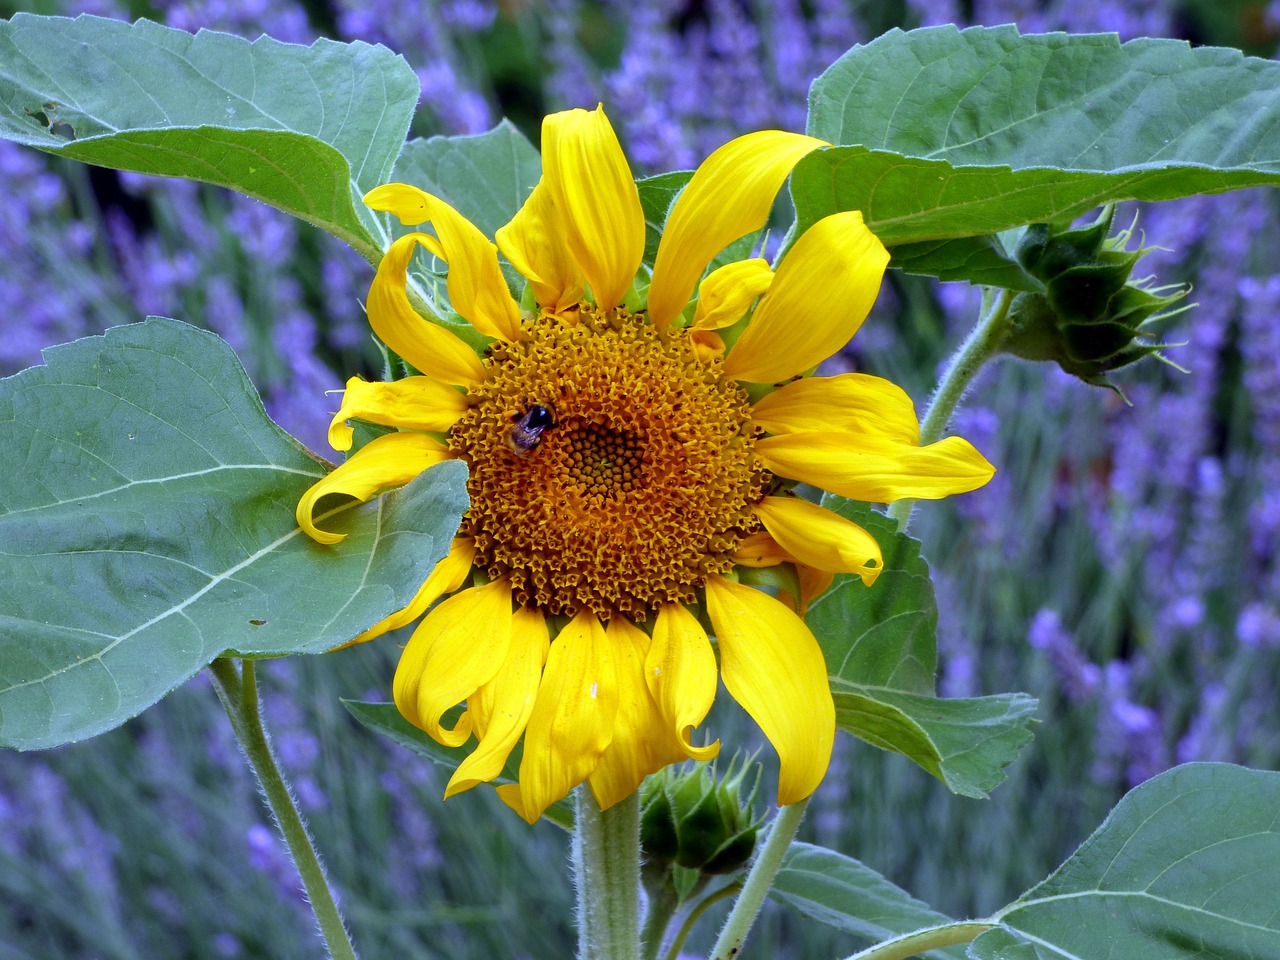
[707,798,808,960]
[207,658,359,960]
[661,882,742,960]
[888,286,1015,532]
[574,788,642,960]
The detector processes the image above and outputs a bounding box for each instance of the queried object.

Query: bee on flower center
[507,403,557,455]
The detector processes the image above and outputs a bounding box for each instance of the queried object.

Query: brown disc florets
[451,304,768,621]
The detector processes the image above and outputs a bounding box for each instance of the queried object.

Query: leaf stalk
[207,658,360,960]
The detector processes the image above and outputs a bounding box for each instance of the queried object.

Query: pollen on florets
[450,304,768,621]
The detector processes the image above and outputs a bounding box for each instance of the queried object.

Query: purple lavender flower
[1028,609,1101,704]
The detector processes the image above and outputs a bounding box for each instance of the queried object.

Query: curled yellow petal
[646,604,721,763]
[756,432,996,504]
[336,538,476,649]
[541,106,643,309]
[689,329,726,364]
[505,611,617,825]
[496,178,585,314]
[750,374,919,445]
[365,183,522,342]
[753,496,882,586]
[691,258,774,331]
[296,432,450,545]
[589,617,687,810]
[725,212,889,384]
[327,375,469,452]
[446,606,550,799]
[705,575,834,805]
[392,579,513,747]
[648,130,827,329]
[367,234,486,386]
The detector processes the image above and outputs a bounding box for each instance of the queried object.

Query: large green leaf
[0,319,469,750]
[770,842,967,959]
[799,26,1280,287]
[808,500,1036,796]
[0,14,419,260]
[972,763,1280,960]
[343,700,575,831]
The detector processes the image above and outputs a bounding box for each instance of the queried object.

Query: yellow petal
[296,432,450,545]
[336,537,476,649]
[724,212,889,384]
[750,374,919,445]
[645,604,720,762]
[541,106,643,309]
[731,530,790,568]
[496,178,585,314]
[367,234,487,386]
[756,432,996,504]
[704,575,834,805]
[691,258,774,331]
[327,375,469,452]
[730,532,835,614]
[753,496,882,586]
[392,579,513,746]
[365,184,522,342]
[504,611,617,824]
[689,329,726,364]
[446,606,550,799]
[648,130,827,329]
[589,617,688,810]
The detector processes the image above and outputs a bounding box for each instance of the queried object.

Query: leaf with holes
[0,14,419,260]
[798,26,1280,287]
[0,319,468,750]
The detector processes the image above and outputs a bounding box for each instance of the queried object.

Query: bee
[507,403,557,455]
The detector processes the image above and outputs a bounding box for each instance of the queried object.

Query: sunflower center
[451,304,768,621]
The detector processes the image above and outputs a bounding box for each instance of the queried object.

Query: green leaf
[0,319,469,750]
[808,499,937,695]
[0,14,419,260]
[830,682,1037,799]
[391,121,541,241]
[770,842,967,959]
[343,700,575,831]
[807,500,1036,796]
[638,171,692,268]
[800,26,1280,286]
[973,763,1280,960]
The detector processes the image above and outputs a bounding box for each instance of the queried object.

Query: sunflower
[297,106,994,824]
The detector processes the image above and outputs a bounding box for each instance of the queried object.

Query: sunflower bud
[1001,207,1190,390]
[640,757,763,877]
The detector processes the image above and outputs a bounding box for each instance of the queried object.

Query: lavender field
[3,0,1279,957]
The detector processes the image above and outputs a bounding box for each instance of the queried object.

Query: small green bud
[639,756,763,878]
[1002,207,1191,391]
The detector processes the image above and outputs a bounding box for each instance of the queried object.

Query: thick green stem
[707,798,808,960]
[574,788,642,960]
[839,921,995,960]
[888,287,1015,532]
[207,658,359,960]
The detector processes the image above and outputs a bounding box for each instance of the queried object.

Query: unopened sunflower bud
[1002,207,1191,390]
[639,757,763,876]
